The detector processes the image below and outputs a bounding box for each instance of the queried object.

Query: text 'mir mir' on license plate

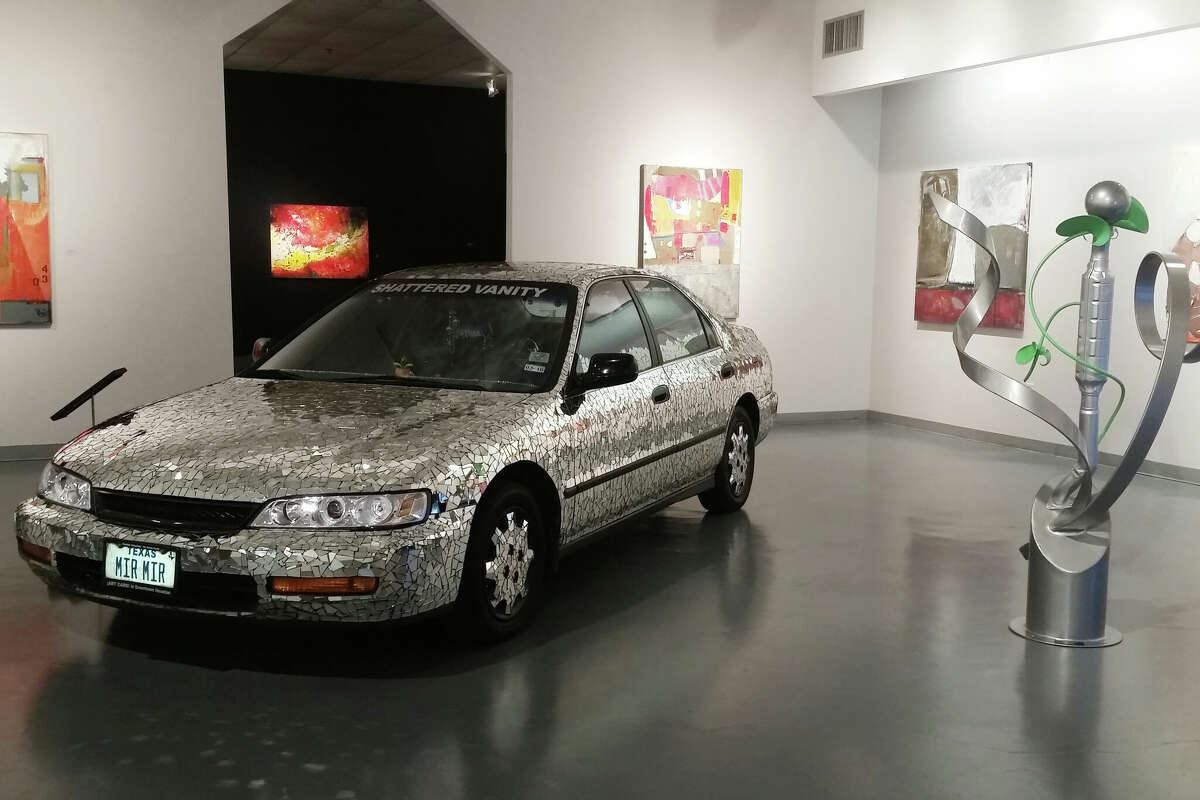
[105,542,177,592]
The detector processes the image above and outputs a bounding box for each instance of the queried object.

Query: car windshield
[251,278,576,392]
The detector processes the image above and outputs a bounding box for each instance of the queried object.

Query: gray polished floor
[4,421,1200,798]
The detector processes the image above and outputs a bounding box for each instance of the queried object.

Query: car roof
[378,261,648,289]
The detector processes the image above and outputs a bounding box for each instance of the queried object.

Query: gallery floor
[3,421,1200,798]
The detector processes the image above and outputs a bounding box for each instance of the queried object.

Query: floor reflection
[1017,643,1105,798]
[20,506,766,799]
[9,424,1200,798]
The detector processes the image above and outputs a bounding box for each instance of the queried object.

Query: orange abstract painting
[269,204,369,279]
[0,133,50,324]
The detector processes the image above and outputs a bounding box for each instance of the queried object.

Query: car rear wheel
[454,482,547,641]
[699,407,756,514]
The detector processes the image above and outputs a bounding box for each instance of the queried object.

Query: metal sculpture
[928,181,1200,647]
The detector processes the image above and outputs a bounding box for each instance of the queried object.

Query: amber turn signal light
[268,576,378,595]
[18,539,52,565]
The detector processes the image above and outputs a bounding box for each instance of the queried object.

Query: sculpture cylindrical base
[1012,487,1122,648]
[1009,617,1122,647]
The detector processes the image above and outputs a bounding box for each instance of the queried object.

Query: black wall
[224,69,506,361]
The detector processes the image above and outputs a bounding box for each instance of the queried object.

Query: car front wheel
[699,407,756,513]
[454,482,547,641]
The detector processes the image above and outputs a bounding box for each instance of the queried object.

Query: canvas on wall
[1169,219,1200,343]
[640,165,742,319]
[0,133,50,325]
[1166,151,1200,345]
[915,162,1032,329]
[270,204,369,279]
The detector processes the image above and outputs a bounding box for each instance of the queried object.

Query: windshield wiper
[244,368,316,381]
[332,374,404,383]
[333,374,491,391]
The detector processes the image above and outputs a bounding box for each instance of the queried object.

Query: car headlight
[251,490,430,530]
[38,463,92,511]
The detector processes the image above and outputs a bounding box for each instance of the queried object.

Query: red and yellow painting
[640,165,743,318]
[0,133,50,325]
[269,204,369,279]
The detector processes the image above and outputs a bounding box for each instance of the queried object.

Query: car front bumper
[13,497,474,622]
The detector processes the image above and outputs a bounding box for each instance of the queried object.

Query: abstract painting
[915,162,1032,329]
[1170,218,1200,343]
[0,133,50,325]
[640,165,742,318]
[270,204,369,279]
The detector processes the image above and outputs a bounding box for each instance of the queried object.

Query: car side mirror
[251,337,273,363]
[577,352,639,392]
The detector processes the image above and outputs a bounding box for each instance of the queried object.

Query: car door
[627,278,730,488]
[563,278,675,541]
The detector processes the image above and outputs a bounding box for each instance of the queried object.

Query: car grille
[92,489,259,534]
[56,553,260,613]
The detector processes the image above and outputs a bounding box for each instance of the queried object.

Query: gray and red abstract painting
[915,163,1032,329]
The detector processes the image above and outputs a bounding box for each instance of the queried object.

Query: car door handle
[651,385,671,404]
[719,363,735,380]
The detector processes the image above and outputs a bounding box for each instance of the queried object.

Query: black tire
[699,407,756,513]
[454,482,548,641]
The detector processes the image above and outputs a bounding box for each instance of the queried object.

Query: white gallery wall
[870,26,1200,470]
[432,0,883,416]
[0,0,881,450]
[811,0,1200,95]
[0,0,286,448]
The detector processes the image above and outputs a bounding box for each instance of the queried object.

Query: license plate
[104,542,177,591]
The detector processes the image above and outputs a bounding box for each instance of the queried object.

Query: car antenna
[50,368,128,427]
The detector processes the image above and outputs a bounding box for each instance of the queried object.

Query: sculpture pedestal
[1009,487,1122,648]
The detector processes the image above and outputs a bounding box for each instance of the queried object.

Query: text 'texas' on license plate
[105,542,177,591]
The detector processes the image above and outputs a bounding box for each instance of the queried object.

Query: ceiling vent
[823,11,864,57]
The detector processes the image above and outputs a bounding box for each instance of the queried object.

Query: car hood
[53,377,531,502]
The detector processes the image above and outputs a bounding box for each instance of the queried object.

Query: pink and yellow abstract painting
[0,133,50,325]
[640,165,742,318]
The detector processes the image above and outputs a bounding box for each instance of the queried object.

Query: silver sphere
[1085,180,1131,222]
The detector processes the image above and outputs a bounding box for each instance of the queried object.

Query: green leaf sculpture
[1114,196,1149,234]
[1055,195,1149,246]
[1056,215,1113,246]
[1016,342,1050,366]
[1017,343,1046,364]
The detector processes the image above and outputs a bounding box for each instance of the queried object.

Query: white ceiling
[223,0,503,89]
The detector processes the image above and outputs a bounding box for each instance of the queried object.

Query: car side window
[699,311,720,347]
[575,280,654,375]
[628,279,712,363]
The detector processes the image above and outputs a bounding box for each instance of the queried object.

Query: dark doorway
[224,69,505,368]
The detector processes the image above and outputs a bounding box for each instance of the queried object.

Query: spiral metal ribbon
[927,191,1199,532]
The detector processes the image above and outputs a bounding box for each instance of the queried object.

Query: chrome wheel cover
[728,425,750,497]
[484,511,535,616]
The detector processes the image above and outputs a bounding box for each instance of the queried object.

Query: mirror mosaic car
[14,263,777,628]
